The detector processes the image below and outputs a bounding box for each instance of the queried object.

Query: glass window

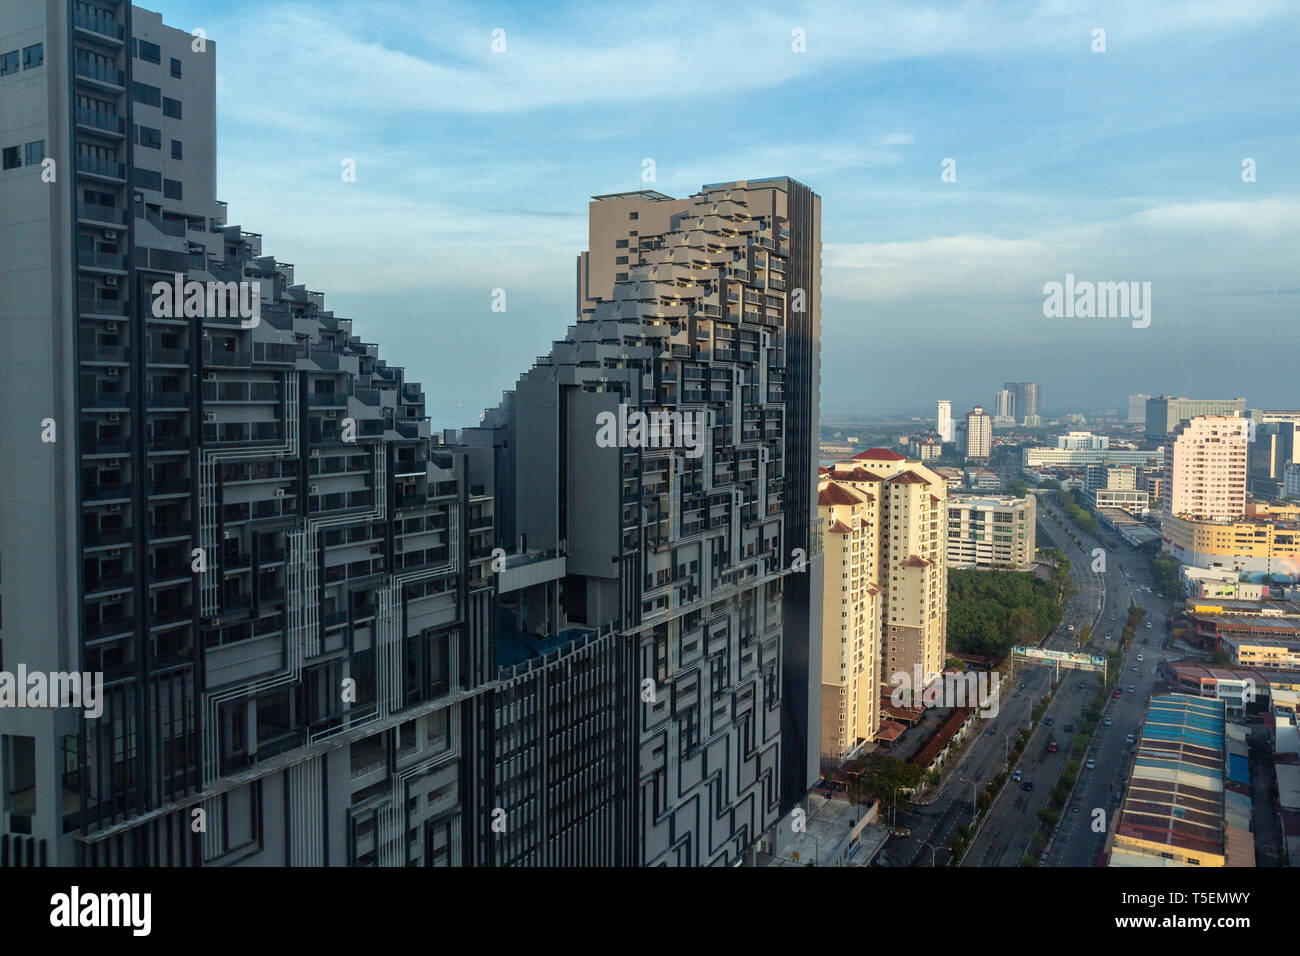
[1,146,20,170]
[162,97,181,119]
[23,141,43,165]
[164,179,182,200]
[132,82,161,107]
[171,139,182,160]
[22,43,43,69]
[135,125,161,149]
[137,40,160,64]
[0,50,18,76]
[170,57,182,78]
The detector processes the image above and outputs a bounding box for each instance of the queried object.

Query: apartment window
[170,57,182,78]
[628,211,638,220]
[135,125,161,149]
[22,43,43,70]
[1,146,19,170]
[134,167,162,191]
[171,139,182,160]
[136,40,161,64]
[162,97,182,119]
[0,50,17,76]
[132,82,161,107]
[23,141,43,166]
[164,179,183,200]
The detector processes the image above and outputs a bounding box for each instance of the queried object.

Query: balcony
[85,616,135,641]
[75,107,126,138]
[79,297,128,317]
[78,249,127,272]
[74,59,125,89]
[74,9,125,41]
[77,200,127,225]
[146,390,189,409]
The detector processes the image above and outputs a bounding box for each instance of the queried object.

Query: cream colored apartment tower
[817,448,948,759]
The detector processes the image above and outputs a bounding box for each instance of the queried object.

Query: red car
[1113,689,1123,699]
[1047,741,1059,753]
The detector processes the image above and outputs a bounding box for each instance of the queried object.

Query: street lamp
[920,841,938,867]
[958,777,978,817]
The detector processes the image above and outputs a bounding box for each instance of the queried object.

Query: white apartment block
[1163,415,1249,522]
[937,400,953,443]
[965,406,991,459]
[946,495,1036,570]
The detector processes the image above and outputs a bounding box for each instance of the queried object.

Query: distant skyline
[147,0,1300,427]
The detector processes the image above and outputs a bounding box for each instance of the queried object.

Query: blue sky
[150,0,1300,426]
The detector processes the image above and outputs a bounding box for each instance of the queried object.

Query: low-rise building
[946,494,1036,569]
[1107,694,1241,867]
[1162,512,1300,574]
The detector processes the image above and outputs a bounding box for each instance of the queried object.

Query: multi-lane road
[883,488,1176,867]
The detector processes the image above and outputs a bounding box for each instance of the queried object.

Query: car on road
[1126,733,1136,744]
[1113,689,1123,699]
[1013,769,1023,781]
[1047,741,1058,753]
[1137,654,1144,662]
[1128,684,1135,694]
[1063,723,1074,733]
[1130,665,1138,672]
[1022,780,1034,791]
[985,728,995,736]
[1146,622,1152,628]
[1104,716,1112,726]
[1044,716,1053,726]
[1077,681,1086,689]
[1085,758,1096,770]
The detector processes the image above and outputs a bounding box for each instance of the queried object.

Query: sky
[147,0,1300,428]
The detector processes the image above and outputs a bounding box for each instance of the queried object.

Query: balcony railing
[77,200,127,224]
[74,9,125,39]
[74,59,125,87]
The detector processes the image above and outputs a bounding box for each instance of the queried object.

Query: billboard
[1012,646,1106,668]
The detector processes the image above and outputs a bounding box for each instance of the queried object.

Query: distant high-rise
[1005,382,1041,426]
[1146,395,1246,440]
[993,388,1016,427]
[964,406,992,459]
[936,400,953,443]
[1127,393,1149,424]
[1163,416,1249,523]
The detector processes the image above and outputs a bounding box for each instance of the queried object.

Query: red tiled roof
[854,447,907,461]
[900,555,931,568]
[818,482,863,507]
[833,466,885,483]
[818,466,832,474]
[874,721,906,742]
[888,470,930,485]
[827,519,854,534]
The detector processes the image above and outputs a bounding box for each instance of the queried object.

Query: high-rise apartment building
[936,399,953,444]
[0,3,494,866]
[1162,416,1249,524]
[465,177,824,864]
[816,480,879,762]
[0,3,824,870]
[1247,420,1300,500]
[946,494,1035,570]
[1145,395,1246,440]
[820,450,947,707]
[964,406,992,459]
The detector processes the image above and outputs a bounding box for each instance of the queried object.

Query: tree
[1006,479,1028,498]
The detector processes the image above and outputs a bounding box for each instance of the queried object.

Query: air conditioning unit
[108,548,121,558]
[104,230,117,240]
[105,321,118,332]
[204,411,216,423]
[309,484,319,495]
[107,458,119,467]
[107,504,120,513]
[205,372,217,382]
[106,367,118,377]
[105,276,117,287]
[108,413,119,422]
[274,488,285,497]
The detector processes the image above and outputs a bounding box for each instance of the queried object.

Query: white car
[1013,769,1023,782]
[1085,759,1096,770]
[1104,716,1113,726]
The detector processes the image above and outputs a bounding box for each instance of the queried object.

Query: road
[959,493,1175,866]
